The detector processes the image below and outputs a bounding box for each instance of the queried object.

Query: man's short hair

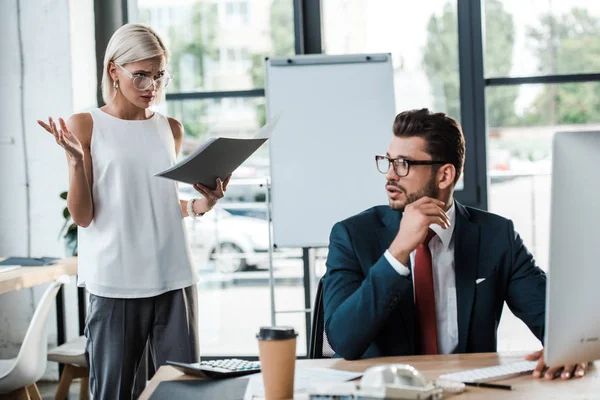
[393,108,466,184]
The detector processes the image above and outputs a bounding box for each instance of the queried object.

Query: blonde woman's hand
[37,117,84,164]
[192,174,232,214]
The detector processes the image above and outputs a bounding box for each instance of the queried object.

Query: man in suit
[322,108,587,380]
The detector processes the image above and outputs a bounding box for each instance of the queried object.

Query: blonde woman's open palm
[37,117,84,162]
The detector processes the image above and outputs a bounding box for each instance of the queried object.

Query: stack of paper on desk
[243,367,362,400]
[155,116,280,189]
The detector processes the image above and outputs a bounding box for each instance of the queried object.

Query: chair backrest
[5,277,67,388]
[309,277,335,359]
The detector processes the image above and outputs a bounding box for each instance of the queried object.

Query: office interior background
[1,0,600,382]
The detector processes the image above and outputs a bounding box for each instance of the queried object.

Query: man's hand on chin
[526,349,588,380]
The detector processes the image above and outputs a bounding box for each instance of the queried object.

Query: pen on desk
[464,382,513,390]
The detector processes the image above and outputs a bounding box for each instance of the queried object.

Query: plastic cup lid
[256,326,298,340]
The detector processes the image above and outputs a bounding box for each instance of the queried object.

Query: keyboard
[438,360,538,383]
[167,358,261,379]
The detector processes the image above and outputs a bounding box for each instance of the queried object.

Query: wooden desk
[0,257,77,294]
[139,352,600,399]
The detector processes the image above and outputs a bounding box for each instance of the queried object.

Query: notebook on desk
[0,257,58,267]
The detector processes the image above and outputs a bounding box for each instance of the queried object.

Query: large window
[484,0,600,351]
[484,0,600,78]
[138,0,294,94]
[323,0,461,120]
[167,97,265,151]
[137,0,295,138]
[489,82,600,352]
[322,1,470,192]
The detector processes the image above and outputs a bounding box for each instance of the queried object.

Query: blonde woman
[38,24,229,399]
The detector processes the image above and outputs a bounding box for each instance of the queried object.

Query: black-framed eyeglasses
[375,155,452,177]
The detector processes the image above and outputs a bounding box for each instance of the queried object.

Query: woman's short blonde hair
[101,23,170,105]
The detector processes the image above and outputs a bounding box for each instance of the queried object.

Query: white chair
[0,276,69,398]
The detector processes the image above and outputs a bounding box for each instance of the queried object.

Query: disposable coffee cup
[256,326,298,400]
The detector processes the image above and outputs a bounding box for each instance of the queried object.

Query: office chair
[0,277,69,398]
[308,277,335,359]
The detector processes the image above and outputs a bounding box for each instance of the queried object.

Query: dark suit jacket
[322,200,546,360]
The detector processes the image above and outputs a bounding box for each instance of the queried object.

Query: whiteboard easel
[265,53,396,249]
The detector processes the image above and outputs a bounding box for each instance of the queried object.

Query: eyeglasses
[375,155,452,177]
[116,64,172,91]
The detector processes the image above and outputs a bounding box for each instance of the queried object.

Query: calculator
[167,358,261,379]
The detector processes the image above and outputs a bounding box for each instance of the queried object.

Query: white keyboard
[438,360,538,383]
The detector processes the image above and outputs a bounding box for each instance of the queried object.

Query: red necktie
[414,229,438,355]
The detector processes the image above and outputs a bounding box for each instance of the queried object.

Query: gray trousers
[84,286,199,400]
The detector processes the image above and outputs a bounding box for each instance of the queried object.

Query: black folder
[154,116,279,189]
[149,378,249,400]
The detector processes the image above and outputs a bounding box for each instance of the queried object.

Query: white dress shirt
[384,201,458,354]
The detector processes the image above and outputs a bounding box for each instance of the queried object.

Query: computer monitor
[545,131,600,367]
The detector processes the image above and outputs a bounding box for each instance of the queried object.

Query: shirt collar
[430,199,455,249]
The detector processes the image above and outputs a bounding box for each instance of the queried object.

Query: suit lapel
[379,206,401,249]
[454,201,480,353]
[377,207,416,353]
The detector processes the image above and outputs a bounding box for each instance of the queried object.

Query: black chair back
[309,278,335,359]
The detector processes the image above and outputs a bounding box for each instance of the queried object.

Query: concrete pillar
[0,0,96,380]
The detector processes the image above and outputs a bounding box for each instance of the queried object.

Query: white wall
[0,0,28,256]
[0,0,96,380]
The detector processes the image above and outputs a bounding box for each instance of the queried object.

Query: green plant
[60,191,78,256]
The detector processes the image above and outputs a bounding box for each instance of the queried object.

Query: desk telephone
[308,364,464,400]
[355,364,450,400]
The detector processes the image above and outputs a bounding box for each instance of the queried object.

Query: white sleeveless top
[77,108,199,298]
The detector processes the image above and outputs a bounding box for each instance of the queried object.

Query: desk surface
[0,257,78,295]
[139,352,599,399]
